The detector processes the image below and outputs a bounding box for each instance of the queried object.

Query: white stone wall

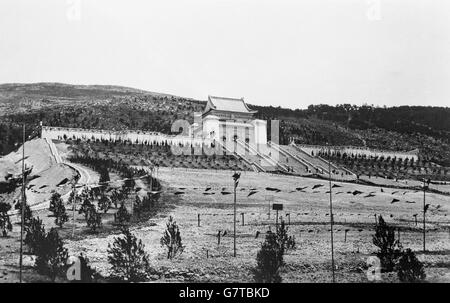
[41,126,203,147]
[251,119,267,145]
[298,144,419,162]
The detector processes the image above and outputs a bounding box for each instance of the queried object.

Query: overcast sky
[0,0,449,109]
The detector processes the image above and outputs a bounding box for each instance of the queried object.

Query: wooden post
[71,183,77,238]
[344,230,348,242]
[328,146,335,283]
[276,210,279,227]
[234,187,236,257]
[286,213,290,225]
[423,179,427,253]
[198,214,200,227]
[217,231,221,246]
[19,124,26,283]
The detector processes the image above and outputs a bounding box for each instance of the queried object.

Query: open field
[1,141,450,282]
[58,167,450,283]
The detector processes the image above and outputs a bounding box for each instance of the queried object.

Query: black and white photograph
[0,0,449,291]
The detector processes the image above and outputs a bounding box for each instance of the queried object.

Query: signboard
[272,203,283,211]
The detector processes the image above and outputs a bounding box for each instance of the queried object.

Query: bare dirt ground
[0,139,78,208]
[63,168,450,283]
[1,161,449,282]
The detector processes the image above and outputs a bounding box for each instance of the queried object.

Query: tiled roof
[207,96,256,113]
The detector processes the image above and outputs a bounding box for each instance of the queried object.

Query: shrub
[133,195,142,219]
[78,198,93,218]
[24,216,46,254]
[0,202,12,237]
[98,195,111,213]
[253,231,282,283]
[99,166,110,184]
[115,202,131,225]
[396,249,426,282]
[35,228,69,282]
[372,215,402,272]
[286,235,296,250]
[52,199,69,228]
[160,216,184,259]
[107,227,152,282]
[86,206,102,232]
[15,201,33,227]
[49,192,62,214]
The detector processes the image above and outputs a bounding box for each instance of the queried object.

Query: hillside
[0,83,449,166]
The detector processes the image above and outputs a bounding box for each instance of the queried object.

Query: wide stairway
[284,143,356,179]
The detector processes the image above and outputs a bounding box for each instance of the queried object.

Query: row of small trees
[47,177,164,234]
[20,203,183,282]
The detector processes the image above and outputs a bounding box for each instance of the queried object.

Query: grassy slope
[0,83,449,166]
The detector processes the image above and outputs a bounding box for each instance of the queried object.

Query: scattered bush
[15,201,33,227]
[372,215,402,272]
[86,206,102,232]
[115,202,131,225]
[49,192,62,214]
[35,228,69,282]
[0,202,12,237]
[107,227,152,282]
[160,216,184,259]
[24,216,46,254]
[98,195,111,213]
[51,199,69,228]
[253,231,282,283]
[396,249,426,283]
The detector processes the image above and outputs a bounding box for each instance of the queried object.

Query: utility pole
[328,146,335,283]
[71,181,77,238]
[232,172,241,257]
[423,178,430,252]
[19,124,26,283]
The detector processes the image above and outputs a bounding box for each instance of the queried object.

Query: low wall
[298,144,419,162]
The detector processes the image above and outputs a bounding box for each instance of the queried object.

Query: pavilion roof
[205,95,257,114]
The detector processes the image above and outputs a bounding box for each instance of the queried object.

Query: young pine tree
[396,249,426,283]
[115,202,131,225]
[24,216,46,254]
[98,195,111,213]
[133,195,142,219]
[49,192,62,214]
[35,228,69,282]
[78,198,93,219]
[373,215,402,272]
[0,202,12,237]
[86,206,102,232]
[15,201,33,227]
[99,167,110,184]
[160,216,184,259]
[253,231,283,283]
[54,199,69,228]
[107,227,152,282]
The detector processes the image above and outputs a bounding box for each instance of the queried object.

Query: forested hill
[0,83,449,166]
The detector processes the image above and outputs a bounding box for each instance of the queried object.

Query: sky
[0,0,449,109]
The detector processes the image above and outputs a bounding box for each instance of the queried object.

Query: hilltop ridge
[0,83,449,166]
